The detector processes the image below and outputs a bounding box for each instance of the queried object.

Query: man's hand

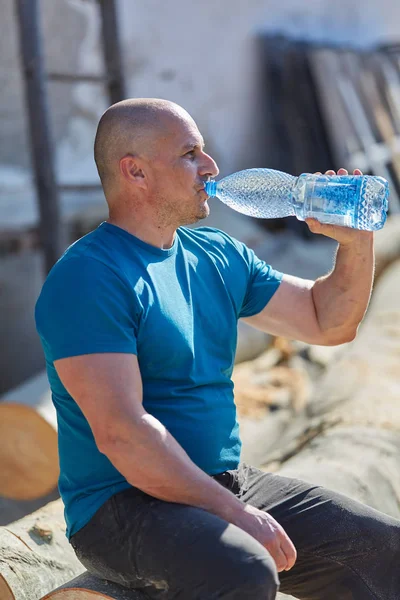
[232,504,297,572]
[306,168,373,246]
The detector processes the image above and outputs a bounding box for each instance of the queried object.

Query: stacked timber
[0,501,84,599]
[259,37,400,238]
[0,373,58,501]
[0,217,399,598]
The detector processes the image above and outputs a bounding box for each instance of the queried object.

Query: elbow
[95,432,117,456]
[343,328,358,343]
[319,326,358,346]
[95,412,145,456]
[95,426,131,457]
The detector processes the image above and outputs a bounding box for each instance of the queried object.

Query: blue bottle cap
[205,180,217,197]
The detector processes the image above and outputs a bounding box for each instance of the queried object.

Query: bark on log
[0,373,58,500]
[37,259,400,600]
[1,220,400,599]
[0,216,398,502]
[41,572,147,599]
[0,500,84,600]
[263,260,400,514]
[374,214,400,279]
[270,261,400,599]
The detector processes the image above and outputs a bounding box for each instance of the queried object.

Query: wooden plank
[375,52,400,135]
[341,51,400,212]
[362,54,400,185]
[283,43,333,175]
[312,48,396,197]
[308,49,363,169]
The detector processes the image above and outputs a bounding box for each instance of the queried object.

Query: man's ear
[120,154,147,189]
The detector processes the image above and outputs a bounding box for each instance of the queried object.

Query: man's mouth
[196,183,209,197]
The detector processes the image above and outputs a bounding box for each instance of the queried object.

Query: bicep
[241,274,325,344]
[54,353,144,447]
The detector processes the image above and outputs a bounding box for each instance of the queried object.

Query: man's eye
[185,150,196,159]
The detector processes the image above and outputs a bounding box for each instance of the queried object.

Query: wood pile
[259,37,400,236]
[0,216,398,598]
[0,374,58,501]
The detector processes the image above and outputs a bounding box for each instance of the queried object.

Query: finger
[270,546,289,573]
[325,170,336,176]
[305,218,322,233]
[280,535,297,571]
[353,168,363,176]
[337,168,348,175]
[314,171,322,175]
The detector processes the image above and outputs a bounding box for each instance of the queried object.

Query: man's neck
[107,215,177,250]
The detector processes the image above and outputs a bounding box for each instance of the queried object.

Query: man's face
[147,112,219,226]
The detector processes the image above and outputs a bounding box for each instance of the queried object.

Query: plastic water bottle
[204,168,389,231]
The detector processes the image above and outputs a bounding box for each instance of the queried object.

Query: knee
[383,519,400,557]
[226,556,279,600]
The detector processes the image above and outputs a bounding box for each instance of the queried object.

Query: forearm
[312,232,374,342]
[99,410,245,523]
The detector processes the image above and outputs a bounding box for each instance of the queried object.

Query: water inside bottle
[301,175,363,227]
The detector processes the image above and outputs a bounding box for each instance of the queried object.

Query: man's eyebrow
[182,140,205,152]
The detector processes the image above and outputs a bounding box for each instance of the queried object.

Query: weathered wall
[1,0,399,195]
[1,0,399,392]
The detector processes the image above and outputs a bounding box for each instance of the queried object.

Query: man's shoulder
[42,230,125,299]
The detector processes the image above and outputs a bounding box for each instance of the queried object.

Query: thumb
[305,218,323,233]
[306,218,336,238]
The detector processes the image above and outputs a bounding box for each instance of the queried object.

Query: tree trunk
[1,218,399,599]
[271,259,400,599]
[41,572,147,599]
[374,214,400,279]
[37,258,400,600]
[0,372,58,500]
[264,259,400,511]
[0,500,84,600]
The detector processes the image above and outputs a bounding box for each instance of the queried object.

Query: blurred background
[2,0,400,395]
[1,4,400,595]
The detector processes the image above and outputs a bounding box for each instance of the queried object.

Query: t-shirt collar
[101,222,178,257]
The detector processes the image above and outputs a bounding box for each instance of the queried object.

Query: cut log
[0,373,58,500]
[39,260,400,600]
[244,259,400,600]
[0,216,398,503]
[374,214,400,279]
[262,259,400,518]
[0,403,58,501]
[41,572,147,599]
[0,500,84,600]
[2,222,400,599]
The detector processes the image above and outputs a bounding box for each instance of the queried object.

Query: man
[35,98,400,599]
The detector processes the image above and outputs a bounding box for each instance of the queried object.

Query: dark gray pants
[70,463,400,599]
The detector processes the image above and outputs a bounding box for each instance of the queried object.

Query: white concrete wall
[2,0,400,220]
[1,0,400,391]
[117,0,399,176]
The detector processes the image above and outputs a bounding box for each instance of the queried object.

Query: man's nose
[200,153,219,178]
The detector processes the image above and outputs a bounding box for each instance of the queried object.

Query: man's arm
[242,168,374,346]
[309,224,374,343]
[55,352,297,571]
[55,353,238,516]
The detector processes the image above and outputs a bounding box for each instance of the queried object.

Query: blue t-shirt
[35,222,282,538]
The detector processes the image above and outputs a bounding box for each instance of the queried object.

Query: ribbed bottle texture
[205,168,389,231]
[205,169,296,219]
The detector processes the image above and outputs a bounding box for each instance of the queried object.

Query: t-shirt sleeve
[35,257,138,361]
[227,235,284,319]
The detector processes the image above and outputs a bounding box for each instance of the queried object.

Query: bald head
[94,98,193,194]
